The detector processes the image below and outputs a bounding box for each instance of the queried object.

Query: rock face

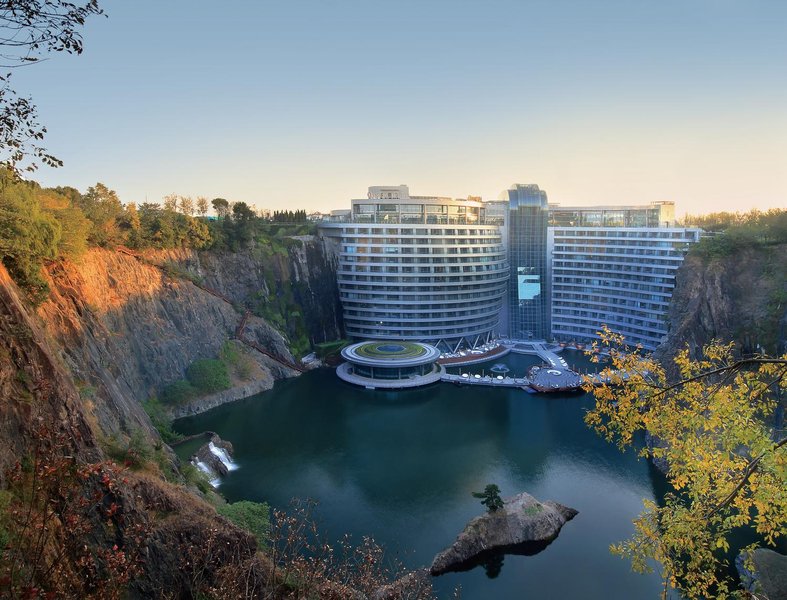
[0,262,266,596]
[737,548,787,600]
[430,492,578,576]
[152,236,343,350]
[656,245,787,370]
[32,244,339,432]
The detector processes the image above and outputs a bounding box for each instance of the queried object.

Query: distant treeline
[0,169,314,301]
[271,210,307,222]
[681,208,787,257]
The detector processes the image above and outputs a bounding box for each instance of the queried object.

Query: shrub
[186,359,230,393]
[103,430,152,470]
[160,379,197,405]
[142,397,182,444]
[0,426,145,599]
[315,340,349,359]
[220,341,255,381]
[181,462,214,495]
[217,501,270,548]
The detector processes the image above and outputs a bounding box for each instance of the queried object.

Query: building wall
[319,189,507,351]
[507,185,550,340]
[548,227,702,349]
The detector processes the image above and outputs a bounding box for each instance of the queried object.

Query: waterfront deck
[437,344,510,366]
[441,372,531,389]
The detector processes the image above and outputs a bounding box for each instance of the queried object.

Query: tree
[472,484,504,513]
[77,182,123,246]
[196,196,208,217]
[178,195,194,216]
[39,188,90,258]
[584,327,787,599]
[211,197,229,219]
[162,193,178,212]
[0,170,60,300]
[1,1,104,174]
[230,201,255,249]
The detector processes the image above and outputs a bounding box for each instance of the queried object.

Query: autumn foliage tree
[584,327,787,599]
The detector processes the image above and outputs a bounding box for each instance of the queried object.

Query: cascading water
[194,460,221,487]
[209,441,239,471]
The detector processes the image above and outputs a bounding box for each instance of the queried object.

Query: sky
[12,0,787,216]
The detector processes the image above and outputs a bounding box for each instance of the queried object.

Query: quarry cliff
[656,244,787,367]
[0,237,344,597]
[33,237,341,433]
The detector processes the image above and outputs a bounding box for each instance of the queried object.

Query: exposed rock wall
[36,248,296,434]
[150,235,343,349]
[657,245,787,367]
[0,264,99,481]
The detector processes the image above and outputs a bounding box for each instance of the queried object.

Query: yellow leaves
[585,335,787,599]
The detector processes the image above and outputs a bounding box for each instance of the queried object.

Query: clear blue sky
[13,0,787,215]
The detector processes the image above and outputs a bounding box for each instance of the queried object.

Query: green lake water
[174,350,668,598]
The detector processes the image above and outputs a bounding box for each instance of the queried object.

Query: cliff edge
[657,244,787,368]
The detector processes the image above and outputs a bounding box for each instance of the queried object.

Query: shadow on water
[437,537,558,579]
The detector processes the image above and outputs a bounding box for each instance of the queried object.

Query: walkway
[437,345,510,366]
[501,339,570,368]
[441,372,530,389]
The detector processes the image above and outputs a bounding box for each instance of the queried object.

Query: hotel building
[318,186,508,352]
[548,223,701,349]
[499,192,699,350]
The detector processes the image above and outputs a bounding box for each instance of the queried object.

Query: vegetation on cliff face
[682,208,787,257]
[0,248,428,598]
[585,328,787,599]
[660,208,787,363]
[0,170,340,357]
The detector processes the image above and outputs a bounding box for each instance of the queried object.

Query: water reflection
[174,353,665,599]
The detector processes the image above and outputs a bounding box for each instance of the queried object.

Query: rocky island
[430,492,578,576]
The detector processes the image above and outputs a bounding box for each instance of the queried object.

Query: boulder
[737,548,787,600]
[430,492,577,576]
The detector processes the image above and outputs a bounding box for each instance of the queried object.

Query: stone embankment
[430,492,577,575]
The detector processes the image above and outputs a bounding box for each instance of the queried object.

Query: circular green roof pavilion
[337,341,444,389]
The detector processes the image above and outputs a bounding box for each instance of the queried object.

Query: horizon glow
[11,0,787,216]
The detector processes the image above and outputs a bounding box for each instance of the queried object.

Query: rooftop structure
[549,201,675,228]
[337,341,444,388]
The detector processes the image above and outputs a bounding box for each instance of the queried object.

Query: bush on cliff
[217,501,270,548]
[160,380,197,405]
[186,359,231,394]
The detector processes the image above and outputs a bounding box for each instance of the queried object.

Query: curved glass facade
[320,190,507,351]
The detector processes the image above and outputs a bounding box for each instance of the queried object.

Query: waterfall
[209,441,239,471]
[194,460,221,487]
